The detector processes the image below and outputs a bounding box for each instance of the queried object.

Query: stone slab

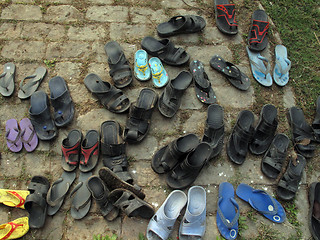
[21,23,66,41]
[1,4,42,20]
[46,42,91,59]
[45,5,83,23]
[0,22,22,40]
[1,40,46,60]
[67,25,107,41]
[86,6,128,22]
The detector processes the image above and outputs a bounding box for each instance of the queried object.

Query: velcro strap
[101,142,126,156]
[130,106,153,120]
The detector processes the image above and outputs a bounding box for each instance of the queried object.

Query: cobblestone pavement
[0,0,318,239]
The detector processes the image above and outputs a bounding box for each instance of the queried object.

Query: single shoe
[0,62,15,97]
[5,119,23,153]
[134,49,151,81]
[0,217,29,240]
[214,0,238,35]
[0,189,30,209]
[149,57,169,88]
[248,10,269,51]
[273,45,291,86]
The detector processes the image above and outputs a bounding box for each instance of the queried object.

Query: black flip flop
[158,71,192,118]
[308,182,320,240]
[210,55,250,91]
[104,41,132,88]
[0,62,15,97]
[312,96,320,142]
[79,130,99,173]
[214,0,238,35]
[190,60,217,104]
[29,91,57,141]
[18,67,47,100]
[49,76,74,127]
[157,15,206,37]
[248,10,269,52]
[84,73,130,113]
[141,36,189,66]
[151,133,199,174]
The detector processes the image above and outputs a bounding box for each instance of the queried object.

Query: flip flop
[61,129,82,172]
[0,62,15,97]
[248,10,269,52]
[216,182,239,240]
[308,182,320,240]
[273,45,291,86]
[79,130,99,173]
[0,217,29,240]
[5,119,23,153]
[179,186,206,240]
[18,67,47,100]
[236,183,286,223]
[246,46,272,87]
[147,190,187,240]
[134,50,151,81]
[19,118,38,152]
[46,171,76,216]
[190,60,217,104]
[0,189,30,209]
[149,57,169,88]
[214,0,238,35]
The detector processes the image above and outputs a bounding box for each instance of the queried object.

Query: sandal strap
[25,193,47,212]
[20,125,36,145]
[275,58,291,76]
[46,178,70,206]
[216,4,238,26]
[101,142,126,157]
[19,74,39,93]
[61,142,80,165]
[249,55,271,76]
[249,20,269,44]
[6,128,21,145]
[0,71,14,89]
[113,190,143,215]
[109,54,131,77]
[70,181,91,210]
[130,105,154,120]
[80,142,99,165]
[217,197,240,229]
[157,40,186,63]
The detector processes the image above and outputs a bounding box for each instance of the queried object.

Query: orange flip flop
[0,217,29,240]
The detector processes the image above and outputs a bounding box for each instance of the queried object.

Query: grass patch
[256,222,281,240]
[44,58,56,68]
[93,234,118,240]
[282,201,303,239]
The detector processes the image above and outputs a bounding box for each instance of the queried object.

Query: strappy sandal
[61,129,82,172]
[0,62,15,97]
[79,130,99,173]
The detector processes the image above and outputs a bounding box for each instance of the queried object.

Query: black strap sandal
[214,0,238,35]
[61,129,82,172]
[248,10,269,52]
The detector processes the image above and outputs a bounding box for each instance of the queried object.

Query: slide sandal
[0,217,29,240]
[248,10,269,52]
[190,60,217,104]
[216,182,239,240]
[158,70,192,118]
[273,45,291,86]
[308,182,320,240]
[149,57,169,88]
[5,119,23,153]
[104,41,132,88]
[134,50,151,81]
[79,130,99,173]
[19,118,38,152]
[29,91,57,141]
[147,190,187,240]
[46,171,76,216]
[179,186,206,240]
[214,0,238,35]
[236,183,286,223]
[157,15,206,37]
[312,96,320,142]
[18,67,47,100]
[0,189,30,209]
[61,129,82,172]
[0,62,15,97]
[49,76,74,127]
[141,36,189,66]
[210,55,250,91]
[246,46,272,87]
[151,133,199,174]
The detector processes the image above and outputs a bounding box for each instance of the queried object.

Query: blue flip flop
[246,46,272,87]
[216,182,239,240]
[149,57,169,88]
[134,50,151,81]
[273,45,291,86]
[236,183,286,223]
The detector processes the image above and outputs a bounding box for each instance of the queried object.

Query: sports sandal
[210,55,250,91]
[202,104,224,158]
[109,188,154,219]
[261,133,289,179]
[5,119,22,153]
[141,37,190,66]
[135,50,151,81]
[158,70,192,118]
[0,62,15,97]
[308,182,320,240]
[61,129,82,172]
[151,134,199,174]
[19,118,38,152]
[18,67,47,100]
[214,0,238,35]
[227,110,254,165]
[0,217,29,240]
[79,130,99,173]
[124,88,158,144]
[249,104,278,155]
[0,189,30,209]
[149,57,169,88]
[313,96,320,142]
[236,183,286,223]
[277,154,306,201]
[216,182,239,240]
[288,106,317,158]
[104,41,132,88]
[273,45,291,86]
[84,73,130,113]
[147,190,187,240]
[46,171,76,216]
[86,175,119,221]
[179,186,206,240]
[100,120,133,184]
[157,15,206,37]
[248,10,269,52]
[166,142,212,189]
[49,76,74,127]
[190,60,217,104]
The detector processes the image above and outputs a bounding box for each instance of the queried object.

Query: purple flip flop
[19,118,38,152]
[5,119,23,152]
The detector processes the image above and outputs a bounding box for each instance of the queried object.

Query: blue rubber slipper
[236,183,286,223]
[246,46,272,87]
[179,186,206,240]
[135,50,151,81]
[273,45,291,87]
[149,57,169,88]
[216,182,239,240]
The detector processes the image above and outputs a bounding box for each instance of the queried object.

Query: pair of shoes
[217,182,286,240]
[5,118,38,153]
[146,186,206,240]
[308,182,320,240]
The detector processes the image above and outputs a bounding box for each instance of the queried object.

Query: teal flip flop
[149,57,169,88]
[134,50,151,81]
[273,45,291,86]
